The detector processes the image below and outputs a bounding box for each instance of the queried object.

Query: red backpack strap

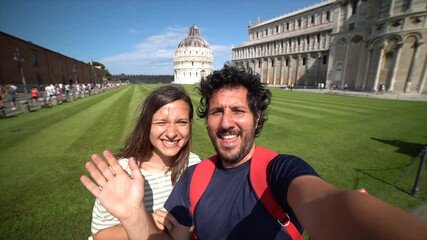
[189,155,217,216]
[250,146,303,240]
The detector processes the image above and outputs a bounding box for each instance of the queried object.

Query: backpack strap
[189,155,217,216]
[189,147,303,240]
[250,146,303,240]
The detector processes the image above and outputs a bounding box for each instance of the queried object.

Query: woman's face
[150,99,191,162]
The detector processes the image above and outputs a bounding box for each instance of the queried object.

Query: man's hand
[80,150,145,222]
[153,210,193,240]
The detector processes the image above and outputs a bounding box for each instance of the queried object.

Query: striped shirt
[90,152,201,234]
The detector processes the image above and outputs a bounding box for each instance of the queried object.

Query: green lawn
[0,85,426,239]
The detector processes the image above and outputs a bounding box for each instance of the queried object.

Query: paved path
[288,87,427,102]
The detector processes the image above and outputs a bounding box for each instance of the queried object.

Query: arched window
[402,0,411,12]
[352,0,358,15]
[323,55,328,64]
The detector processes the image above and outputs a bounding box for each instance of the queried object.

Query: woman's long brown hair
[117,85,193,185]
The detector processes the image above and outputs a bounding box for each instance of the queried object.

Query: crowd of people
[42,83,109,104]
[0,82,127,111]
[81,64,427,240]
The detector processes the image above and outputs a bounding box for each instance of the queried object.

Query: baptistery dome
[174,25,213,84]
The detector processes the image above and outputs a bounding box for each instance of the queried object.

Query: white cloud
[103,26,232,75]
[128,28,139,34]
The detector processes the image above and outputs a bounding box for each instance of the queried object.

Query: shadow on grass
[354,165,414,196]
[371,138,426,158]
[353,138,426,197]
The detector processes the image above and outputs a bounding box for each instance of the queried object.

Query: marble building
[232,0,427,93]
[174,25,214,84]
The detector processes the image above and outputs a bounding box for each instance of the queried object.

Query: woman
[90,85,200,240]
[31,87,39,105]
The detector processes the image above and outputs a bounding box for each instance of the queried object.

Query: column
[272,58,277,85]
[266,58,270,84]
[388,43,403,92]
[295,55,300,86]
[361,47,372,90]
[418,58,427,93]
[341,37,350,88]
[316,53,322,86]
[405,42,420,93]
[289,56,296,85]
[372,47,385,92]
[280,57,285,85]
[260,59,264,82]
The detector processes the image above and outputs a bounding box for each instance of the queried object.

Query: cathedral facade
[232,0,427,94]
[174,25,213,84]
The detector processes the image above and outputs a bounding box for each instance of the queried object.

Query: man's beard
[213,134,255,165]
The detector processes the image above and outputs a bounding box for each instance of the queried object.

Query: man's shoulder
[274,153,303,161]
[269,153,319,177]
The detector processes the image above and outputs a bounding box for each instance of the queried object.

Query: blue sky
[1,0,323,75]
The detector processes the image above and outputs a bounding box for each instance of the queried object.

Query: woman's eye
[177,121,189,126]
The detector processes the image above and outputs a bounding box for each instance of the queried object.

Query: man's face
[206,86,258,166]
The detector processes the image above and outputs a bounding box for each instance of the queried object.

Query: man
[81,64,427,239]
[6,84,18,110]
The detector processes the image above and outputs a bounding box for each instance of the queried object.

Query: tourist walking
[31,87,39,106]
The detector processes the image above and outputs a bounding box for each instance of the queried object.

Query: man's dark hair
[196,63,272,137]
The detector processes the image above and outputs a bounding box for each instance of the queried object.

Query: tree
[89,61,112,80]
[103,69,112,80]
[90,61,105,70]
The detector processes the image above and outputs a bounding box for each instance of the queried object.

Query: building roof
[177,25,211,48]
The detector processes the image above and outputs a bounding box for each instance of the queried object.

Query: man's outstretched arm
[288,176,427,240]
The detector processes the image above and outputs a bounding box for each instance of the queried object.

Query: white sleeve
[90,158,130,234]
[90,199,120,234]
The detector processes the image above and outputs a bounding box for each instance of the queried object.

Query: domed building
[174,25,213,84]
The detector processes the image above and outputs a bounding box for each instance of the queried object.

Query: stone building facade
[232,0,427,94]
[232,0,335,88]
[174,25,213,84]
[0,31,103,92]
[328,0,426,93]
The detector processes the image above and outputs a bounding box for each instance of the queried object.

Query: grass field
[1,84,426,239]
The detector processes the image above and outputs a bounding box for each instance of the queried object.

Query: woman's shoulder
[188,152,202,166]
[116,158,132,174]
